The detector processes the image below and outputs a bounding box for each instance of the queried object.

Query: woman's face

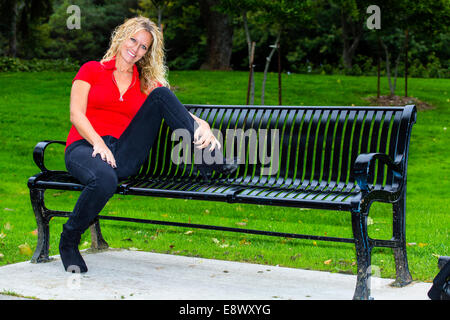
[119,29,152,64]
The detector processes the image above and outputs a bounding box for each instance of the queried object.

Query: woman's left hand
[193,120,221,152]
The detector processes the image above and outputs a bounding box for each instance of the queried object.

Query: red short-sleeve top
[66,56,161,148]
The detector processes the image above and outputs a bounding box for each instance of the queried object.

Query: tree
[257,0,313,105]
[136,0,206,70]
[369,0,450,96]
[219,0,260,104]
[136,0,169,28]
[326,0,372,69]
[46,0,139,62]
[199,0,234,70]
[0,0,53,58]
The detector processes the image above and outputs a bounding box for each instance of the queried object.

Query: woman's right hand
[92,141,117,168]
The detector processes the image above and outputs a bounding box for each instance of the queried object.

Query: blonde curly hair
[101,16,169,93]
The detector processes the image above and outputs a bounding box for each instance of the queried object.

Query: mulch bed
[364,95,434,111]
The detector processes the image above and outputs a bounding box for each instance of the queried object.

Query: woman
[61,16,238,273]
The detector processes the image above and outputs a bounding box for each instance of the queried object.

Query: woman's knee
[149,86,171,98]
[146,86,174,106]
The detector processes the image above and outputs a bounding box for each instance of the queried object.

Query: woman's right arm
[70,80,116,168]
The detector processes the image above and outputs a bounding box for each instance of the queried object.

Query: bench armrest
[33,140,66,172]
[353,153,403,192]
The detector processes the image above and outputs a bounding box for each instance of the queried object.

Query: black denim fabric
[63,87,200,233]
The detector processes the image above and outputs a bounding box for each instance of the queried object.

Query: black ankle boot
[195,157,240,180]
[59,228,88,273]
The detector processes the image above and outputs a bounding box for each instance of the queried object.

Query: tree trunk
[157,6,163,28]
[8,0,18,57]
[379,38,393,95]
[199,0,233,70]
[247,42,255,105]
[150,0,165,29]
[242,10,255,104]
[278,41,282,105]
[340,9,363,69]
[377,34,381,98]
[377,57,380,98]
[261,30,281,105]
[392,53,401,95]
[404,29,409,97]
[380,37,401,97]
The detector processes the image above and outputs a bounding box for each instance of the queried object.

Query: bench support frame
[29,184,412,300]
[30,188,52,263]
[391,190,413,287]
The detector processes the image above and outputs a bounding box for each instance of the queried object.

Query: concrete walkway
[0,249,431,300]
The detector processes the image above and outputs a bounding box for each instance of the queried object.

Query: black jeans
[64,87,200,234]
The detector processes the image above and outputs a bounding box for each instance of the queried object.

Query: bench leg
[351,211,372,300]
[30,188,53,263]
[89,219,109,250]
[391,193,413,287]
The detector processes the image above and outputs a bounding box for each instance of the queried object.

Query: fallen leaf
[367,217,374,225]
[239,238,251,246]
[407,242,417,246]
[4,222,12,230]
[324,259,332,265]
[0,232,6,239]
[18,243,32,256]
[418,243,428,248]
[235,222,247,226]
[313,241,317,246]
[30,229,38,236]
[184,230,193,235]
[0,253,4,260]
[212,238,220,244]
[290,254,301,261]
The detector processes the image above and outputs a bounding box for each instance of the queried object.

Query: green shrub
[0,57,80,72]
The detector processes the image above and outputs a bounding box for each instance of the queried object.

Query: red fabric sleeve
[72,61,99,85]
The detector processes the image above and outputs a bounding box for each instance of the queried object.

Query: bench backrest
[133,105,416,192]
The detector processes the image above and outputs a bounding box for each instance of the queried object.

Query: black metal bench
[27,104,417,300]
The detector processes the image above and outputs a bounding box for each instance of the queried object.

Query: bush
[409,58,429,78]
[344,64,363,76]
[320,64,334,75]
[0,57,80,72]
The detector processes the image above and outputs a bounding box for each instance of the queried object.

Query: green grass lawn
[0,70,448,282]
